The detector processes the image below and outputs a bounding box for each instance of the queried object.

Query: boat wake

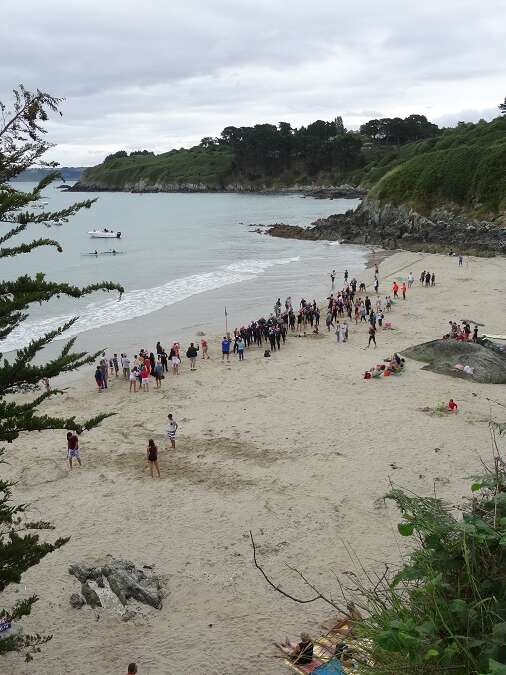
[0,256,300,352]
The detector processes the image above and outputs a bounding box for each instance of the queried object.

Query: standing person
[458,254,463,266]
[121,353,131,380]
[420,270,425,284]
[94,365,103,391]
[402,282,407,300]
[66,431,81,470]
[154,358,163,388]
[160,349,169,372]
[344,269,349,283]
[237,336,245,360]
[330,269,336,287]
[340,321,347,343]
[367,323,377,349]
[221,336,230,362]
[186,342,199,371]
[431,272,436,286]
[170,347,181,375]
[408,271,414,288]
[392,282,399,299]
[373,277,379,294]
[129,366,138,392]
[472,325,479,342]
[167,414,178,449]
[140,364,149,392]
[99,353,108,389]
[156,341,163,356]
[112,354,120,377]
[146,440,160,479]
[335,321,341,343]
[200,337,209,359]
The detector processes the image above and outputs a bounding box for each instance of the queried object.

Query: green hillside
[80,146,235,189]
[364,117,506,214]
[76,113,506,216]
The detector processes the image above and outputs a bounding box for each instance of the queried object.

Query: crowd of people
[445,320,479,342]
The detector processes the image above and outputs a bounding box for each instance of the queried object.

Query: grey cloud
[2,0,505,165]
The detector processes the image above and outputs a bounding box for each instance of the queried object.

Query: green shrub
[355,451,506,674]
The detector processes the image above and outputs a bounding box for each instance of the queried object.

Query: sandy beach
[3,249,506,675]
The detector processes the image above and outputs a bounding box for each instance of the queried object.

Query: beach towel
[313,660,345,675]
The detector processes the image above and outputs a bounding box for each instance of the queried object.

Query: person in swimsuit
[66,431,81,470]
[146,439,160,479]
[276,632,314,665]
[167,414,178,449]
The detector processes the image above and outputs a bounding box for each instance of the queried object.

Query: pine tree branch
[0,238,63,258]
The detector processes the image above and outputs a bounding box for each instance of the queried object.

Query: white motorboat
[88,228,122,239]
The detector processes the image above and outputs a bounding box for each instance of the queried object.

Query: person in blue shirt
[221,336,230,362]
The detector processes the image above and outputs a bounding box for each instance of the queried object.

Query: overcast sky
[2,0,505,166]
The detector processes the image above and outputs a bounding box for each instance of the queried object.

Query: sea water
[1,184,367,357]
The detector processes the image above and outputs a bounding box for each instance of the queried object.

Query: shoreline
[66,183,366,200]
[5,249,506,674]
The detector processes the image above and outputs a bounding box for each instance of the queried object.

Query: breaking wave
[0,256,300,352]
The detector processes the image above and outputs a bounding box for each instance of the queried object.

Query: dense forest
[77,114,441,190]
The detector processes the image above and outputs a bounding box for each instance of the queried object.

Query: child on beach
[167,414,178,449]
[66,431,81,470]
[146,439,160,479]
[201,337,209,359]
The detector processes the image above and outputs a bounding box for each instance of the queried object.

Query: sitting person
[448,398,458,412]
[276,632,314,665]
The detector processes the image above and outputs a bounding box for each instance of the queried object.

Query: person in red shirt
[392,282,399,299]
[448,399,458,412]
[140,365,149,392]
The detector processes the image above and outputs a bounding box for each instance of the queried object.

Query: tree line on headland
[100,113,440,185]
[74,99,506,206]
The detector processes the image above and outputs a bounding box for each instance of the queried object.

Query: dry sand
[3,250,506,675]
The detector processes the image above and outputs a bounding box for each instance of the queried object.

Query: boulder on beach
[402,339,506,384]
[69,559,164,611]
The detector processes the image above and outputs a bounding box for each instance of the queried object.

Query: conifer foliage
[0,86,123,657]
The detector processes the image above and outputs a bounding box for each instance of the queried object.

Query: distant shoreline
[66,183,367,200]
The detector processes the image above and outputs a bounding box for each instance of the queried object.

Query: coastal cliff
[266,198,506,255]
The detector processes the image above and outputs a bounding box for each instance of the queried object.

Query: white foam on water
[327,241,341,246]
[0,256,300,353]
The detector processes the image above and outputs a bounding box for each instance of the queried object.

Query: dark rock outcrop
[81,582,102,608]
[402,339,506,384]
[303,185,367,199]
[69,559,163,610]
[266,198,506,255]
[69,593,85,609]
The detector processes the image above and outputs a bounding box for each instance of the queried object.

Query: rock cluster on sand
[68,559,164,613]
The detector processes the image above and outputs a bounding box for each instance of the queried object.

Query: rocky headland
[265,198,506,255]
